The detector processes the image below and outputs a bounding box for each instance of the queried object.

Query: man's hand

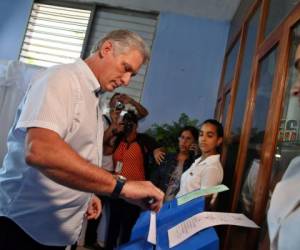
[120,181,164,212]
[85,195,102,220]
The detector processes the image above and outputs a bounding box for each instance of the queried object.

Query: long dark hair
[200,119,224,153]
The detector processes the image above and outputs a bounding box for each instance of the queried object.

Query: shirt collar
[196,154,220,165]
[94,87,105,98]
[76,58,104,97]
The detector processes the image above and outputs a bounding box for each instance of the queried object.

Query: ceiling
[76,0,242,21]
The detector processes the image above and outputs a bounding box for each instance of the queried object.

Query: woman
[151,126,199,201]
[176,119,224,197]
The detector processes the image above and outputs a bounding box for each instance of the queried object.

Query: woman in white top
[177,119,224,197]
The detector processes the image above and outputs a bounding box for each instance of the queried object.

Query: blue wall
[140,12,229,130]
[0,0,33,60]
[0,2,228,130]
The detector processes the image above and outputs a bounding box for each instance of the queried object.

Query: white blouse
[176,154,223,197]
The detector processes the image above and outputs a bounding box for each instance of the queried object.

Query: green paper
[177,184,229,205]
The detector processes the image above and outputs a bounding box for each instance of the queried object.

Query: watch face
[118,175,127,182]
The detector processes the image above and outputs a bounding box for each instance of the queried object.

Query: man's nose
[121,72,132,86]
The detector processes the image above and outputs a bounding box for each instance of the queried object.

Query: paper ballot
[147,211,157,244]
[168,212,259,248]
[177,184,229,205]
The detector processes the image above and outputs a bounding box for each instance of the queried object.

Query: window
[265,0,300,37]
[224,8,261,215]
[223,39,240,88]
[84,8,157,102]
[263,21,300,248]
[20,3,91,67]
[222,92,231,125]
[231,8,261,138]
[19,2,157,102]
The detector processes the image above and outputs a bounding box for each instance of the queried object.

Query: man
[267,157,300,250]
[0,30,163,250]
[267,44,300,250]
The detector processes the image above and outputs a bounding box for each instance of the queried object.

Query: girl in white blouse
[177,119,224,197]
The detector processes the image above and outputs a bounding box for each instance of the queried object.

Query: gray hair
[91,29,150,64]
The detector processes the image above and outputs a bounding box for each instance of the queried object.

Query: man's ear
[100,40,113,58]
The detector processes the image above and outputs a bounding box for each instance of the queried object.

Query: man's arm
[25,127,164,211]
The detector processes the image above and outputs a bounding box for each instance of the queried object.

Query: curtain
[0,60,42,165]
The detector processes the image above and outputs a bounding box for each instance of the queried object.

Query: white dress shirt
[268,156,300,250]
[0,59,104,246]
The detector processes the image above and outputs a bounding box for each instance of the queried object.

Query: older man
[0,30,163,250]
[267,44,300,250]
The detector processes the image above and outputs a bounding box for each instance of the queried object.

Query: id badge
[115,161,123,173]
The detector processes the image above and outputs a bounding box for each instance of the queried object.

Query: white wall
[0,1,229,131]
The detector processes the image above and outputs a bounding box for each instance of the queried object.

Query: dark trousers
[0,216,66,250]
[105,199,140,250]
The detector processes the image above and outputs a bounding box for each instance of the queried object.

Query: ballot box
[156,220,219,250]
[127,196,219,250]
[131,196,205,241]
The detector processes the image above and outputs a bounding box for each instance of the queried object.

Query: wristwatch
[111,175,127,198]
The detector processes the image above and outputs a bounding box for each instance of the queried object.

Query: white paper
[168,212,259,248]
[147,211,157,244]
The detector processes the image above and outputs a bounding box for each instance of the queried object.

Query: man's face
[291,45,300,103]
[291,67,300,103]
[97,41,144,92]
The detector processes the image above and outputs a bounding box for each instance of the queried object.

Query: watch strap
[111,175,126,198]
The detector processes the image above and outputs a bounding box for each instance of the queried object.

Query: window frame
[217,0,300,248]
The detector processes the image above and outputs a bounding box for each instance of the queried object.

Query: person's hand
[204,193,218,211]
[121,181,164,212]
[118,94,132,105]
[85,195,102,220]
[110,109,121,123]
[154,147,166,165]
[189,143,199,156]
[109,114,123,134]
